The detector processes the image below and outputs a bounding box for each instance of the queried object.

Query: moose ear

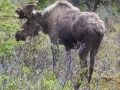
[15,9,27,19]
[23,1,39,19]
[15,1,38,19]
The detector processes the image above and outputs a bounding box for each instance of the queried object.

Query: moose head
[15,1,43,41]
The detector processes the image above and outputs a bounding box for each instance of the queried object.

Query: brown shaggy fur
[15,0,106,85]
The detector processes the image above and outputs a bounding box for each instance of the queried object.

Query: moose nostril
[15,30,22,41]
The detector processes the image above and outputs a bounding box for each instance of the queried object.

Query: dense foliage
[0,0,21,57]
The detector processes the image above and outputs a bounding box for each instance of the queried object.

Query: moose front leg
[51,44,59,76]
[61,48,73,87]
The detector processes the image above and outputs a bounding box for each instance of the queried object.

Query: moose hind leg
[79,37,95,70]
[79,45,90,75]
[78,37,96,79]
[88,37,103,83]
[79,36,97,79]
[74,37,95,90]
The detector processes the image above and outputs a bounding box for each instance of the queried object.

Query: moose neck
[39,19,49,34]
[35,11,49,34]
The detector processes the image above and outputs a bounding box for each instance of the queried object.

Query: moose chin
[15,0,106,86]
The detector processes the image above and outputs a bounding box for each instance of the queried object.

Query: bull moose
[15,0,105,84]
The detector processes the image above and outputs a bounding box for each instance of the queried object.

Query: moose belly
[59,30,77,49]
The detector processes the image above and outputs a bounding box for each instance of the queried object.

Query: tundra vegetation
[0,0,120,90]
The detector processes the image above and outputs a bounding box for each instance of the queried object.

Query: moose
[15,0,105,84]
